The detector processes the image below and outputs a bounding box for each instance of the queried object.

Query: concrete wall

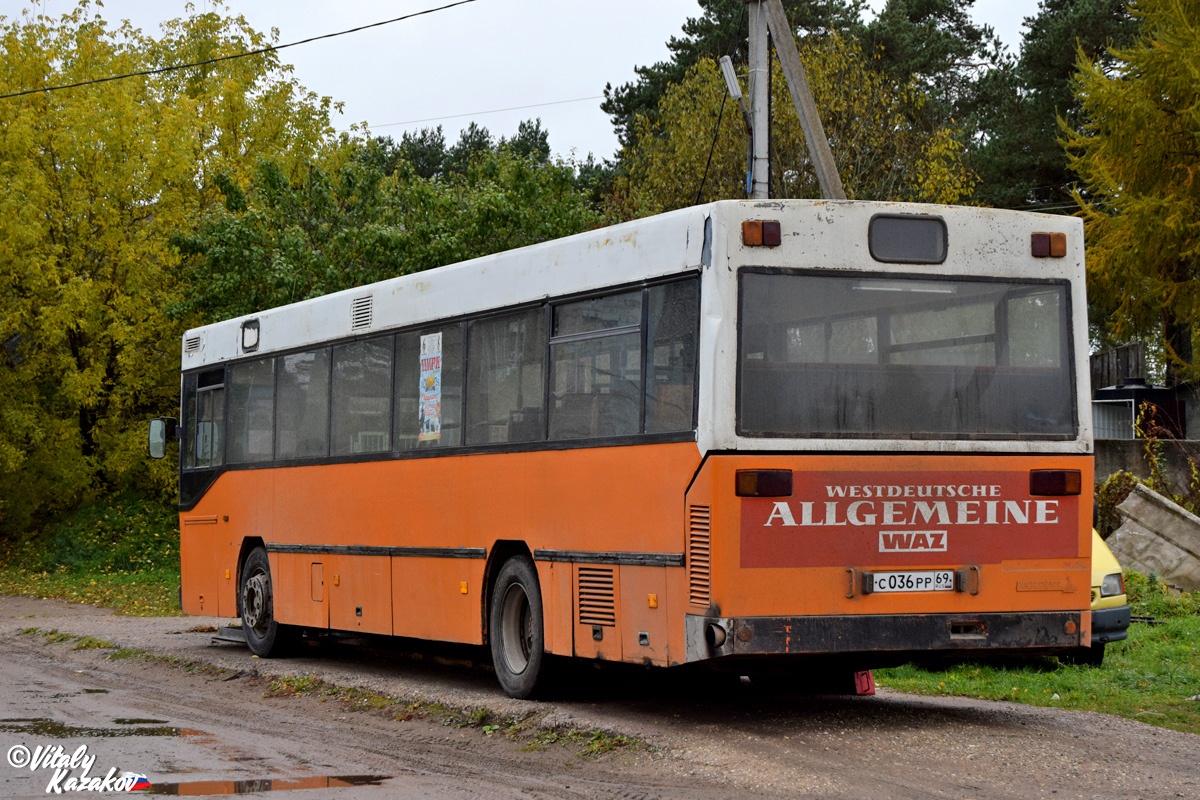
[1108,484,1200,592]
[1095,439,1200,494]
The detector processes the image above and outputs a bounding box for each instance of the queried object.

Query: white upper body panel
[180,205,709,369]
[181,199,1091,456]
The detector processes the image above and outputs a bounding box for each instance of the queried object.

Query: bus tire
[489,556,546,699]
[240,546,291,657]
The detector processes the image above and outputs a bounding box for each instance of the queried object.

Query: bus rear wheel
[240,547,291,657]
[489,556,546,699]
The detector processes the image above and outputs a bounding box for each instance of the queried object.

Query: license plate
[871,570,954,593]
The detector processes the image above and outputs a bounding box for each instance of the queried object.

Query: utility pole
[743,0,846,201]
[747,0,770,199]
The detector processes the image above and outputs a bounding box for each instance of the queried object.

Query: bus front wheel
[240,547,291,657]
[489,556,546,699]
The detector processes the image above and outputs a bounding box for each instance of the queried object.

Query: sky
[5,0,1043,161]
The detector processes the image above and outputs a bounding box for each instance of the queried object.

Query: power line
[0,0,477,102]
[1006,202,1081,212]
[695,91,728,205]
[373,95,605,129]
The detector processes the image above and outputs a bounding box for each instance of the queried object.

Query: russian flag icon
[122,773,152,791]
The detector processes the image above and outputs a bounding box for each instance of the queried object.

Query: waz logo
[879,530,947,553]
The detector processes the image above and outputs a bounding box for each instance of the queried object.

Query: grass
[876,572,1200,734]
[0,492,181,616]
[19,627,118,651]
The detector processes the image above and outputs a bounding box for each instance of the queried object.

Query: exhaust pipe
[705,622,727,650]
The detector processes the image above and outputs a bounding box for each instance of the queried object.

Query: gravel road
[1,595,1196,799]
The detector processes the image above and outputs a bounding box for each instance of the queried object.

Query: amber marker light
[742,219,781,247]
[1031,232,1067,258]
[736,469,793,497]
[1029,469,1082,496]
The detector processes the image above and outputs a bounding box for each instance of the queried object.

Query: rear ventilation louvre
[183,334,203,354]
[688,505,712,608]
[578,566,616,627]
[350,295,374,331]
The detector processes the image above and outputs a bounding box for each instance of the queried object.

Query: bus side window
[332,338,393,456]
[182,369,226,469]
[466,308,547,445]
[395,325,464,450]
[549,291,642,441]
[645,279,699,433]
[228,359,275,464]
[193,385,224,468]
[276,349,331,459]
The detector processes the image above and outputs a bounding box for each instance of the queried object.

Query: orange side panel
[180,515,232,617]
[539,561,572,657]
[664,564,687,666]
[328,555,392,635]
[619,566,670,666]
[391,558,486,644]
[271,553,328,629]
[573,563,622,662]
[181,442,700,651]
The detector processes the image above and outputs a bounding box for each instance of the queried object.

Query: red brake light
[1031,232,1067,258]
[736,470,793,497]
[1029,469,1082,496]
[742,220,781,247]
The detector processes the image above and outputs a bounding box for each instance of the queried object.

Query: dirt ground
[1,595,1197,799]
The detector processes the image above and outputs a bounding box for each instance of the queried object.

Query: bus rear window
[738,271,1075,439]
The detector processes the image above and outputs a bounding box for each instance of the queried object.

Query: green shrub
[1125,571,1200,619]
[0,491,179,615]
[1095,470,1139,537]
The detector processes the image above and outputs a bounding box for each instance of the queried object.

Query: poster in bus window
[419,332,442,442]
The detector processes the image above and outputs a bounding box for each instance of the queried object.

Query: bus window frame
[734,266,1079,442]
[175,274,701,507]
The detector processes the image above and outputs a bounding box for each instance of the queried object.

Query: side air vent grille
[183,334,203,354]
[688,504,712,608]
[578,566,616,627]
[351,295,374,331]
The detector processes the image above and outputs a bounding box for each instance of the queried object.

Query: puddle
[0,718,185,738]
[114,718,169,725]
[142,775,388,795]
[83,689,109,694]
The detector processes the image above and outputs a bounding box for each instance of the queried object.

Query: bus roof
[180,202,714,369]
[179,199,1082,370]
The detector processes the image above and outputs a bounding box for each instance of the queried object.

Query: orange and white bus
[151,199,1093,698]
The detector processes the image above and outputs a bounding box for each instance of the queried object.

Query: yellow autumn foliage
[0,2,337,532]
[609,35,976,220]
[1067,0,1200,380]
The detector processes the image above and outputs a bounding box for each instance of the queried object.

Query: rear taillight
[1031,231,1067,258]
[742,220,781,247]
[1029,469,1081,496]
[735,470,793,497]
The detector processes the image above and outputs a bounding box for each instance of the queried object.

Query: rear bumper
[686,611,1086,664]
[1091,605,1131,645]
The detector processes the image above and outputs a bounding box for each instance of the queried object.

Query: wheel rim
[242,570,270,635]
[499,583,532,675]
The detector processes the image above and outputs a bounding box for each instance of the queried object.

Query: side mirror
[148,417,177,459]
